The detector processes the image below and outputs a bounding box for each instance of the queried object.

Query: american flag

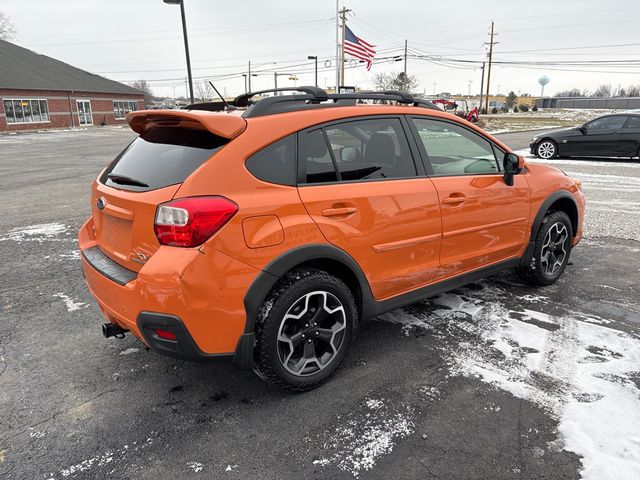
[344,25,376,71]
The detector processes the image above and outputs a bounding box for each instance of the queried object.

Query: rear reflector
[154,328,177,341]
[154,196,238,247]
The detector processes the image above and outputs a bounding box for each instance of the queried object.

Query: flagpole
[335,0,340,92]
[340,8,345,87]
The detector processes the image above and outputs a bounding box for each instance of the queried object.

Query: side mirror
[503,152,522,186]
[578,125,587,134]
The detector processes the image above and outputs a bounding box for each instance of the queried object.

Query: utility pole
[403,39,408,76]
[164,0,194,103]
[338,6,351,88]
[248,61,252,92]
[335,0,340,92]
[468,80,473,96]
[274,72,278,92]
[479,62,485,113]
[484,21,497,114]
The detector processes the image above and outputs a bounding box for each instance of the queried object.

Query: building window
[3,99,49,124]
[113,100,138,119]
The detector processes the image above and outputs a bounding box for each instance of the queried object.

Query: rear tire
[519,210,573,286]
[254,268,356,392]
[536,140,558,159]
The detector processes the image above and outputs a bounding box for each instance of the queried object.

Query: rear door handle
[322,207,357,217]
[442,195,466,205]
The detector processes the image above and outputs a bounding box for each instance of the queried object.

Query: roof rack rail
[331,90,415,103]
[179,86,439,116]
[234,86,328,107]
[326,90,438,110]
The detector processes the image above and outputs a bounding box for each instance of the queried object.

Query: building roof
[0,39,142,96]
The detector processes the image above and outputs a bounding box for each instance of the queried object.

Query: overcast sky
[3,0,640,98]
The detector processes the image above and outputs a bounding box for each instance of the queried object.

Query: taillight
[154,196,238,247]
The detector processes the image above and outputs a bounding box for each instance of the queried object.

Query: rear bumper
[79,216,261,366]
[136,312,255,367]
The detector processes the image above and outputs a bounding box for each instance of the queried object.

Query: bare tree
[592,84,612,98]
[129,80,154,105]
[373,72,397,90]
[0,12,17,40]
[196,82,214,102]
[505,91,518,109]
[393,72,419,92]
[373,71,419,93]
[554,88,586,98]
[626,85,640,97]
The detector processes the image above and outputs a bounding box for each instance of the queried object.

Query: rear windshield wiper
[107,173,149,188]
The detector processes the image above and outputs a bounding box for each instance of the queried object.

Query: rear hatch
[91,110,246,272]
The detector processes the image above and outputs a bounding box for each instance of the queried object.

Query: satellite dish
[538,75,550,97]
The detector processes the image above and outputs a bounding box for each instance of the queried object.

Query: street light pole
[164,0,194,103]
[307,56,318,87]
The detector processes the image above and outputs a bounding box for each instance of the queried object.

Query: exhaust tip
[102,323,129,339]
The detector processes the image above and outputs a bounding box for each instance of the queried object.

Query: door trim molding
[443,217,528,239]
[372,233,441,253]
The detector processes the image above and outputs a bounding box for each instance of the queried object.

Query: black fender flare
[242,243,374,334]
[521,190,578,266]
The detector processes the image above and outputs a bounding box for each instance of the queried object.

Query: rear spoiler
[126,109,247,139]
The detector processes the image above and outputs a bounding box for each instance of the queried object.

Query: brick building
[0,39,144,132]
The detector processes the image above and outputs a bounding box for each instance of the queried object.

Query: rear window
[100,127,227,191]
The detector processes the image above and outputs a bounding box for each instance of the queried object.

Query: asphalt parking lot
[1,126,639,480]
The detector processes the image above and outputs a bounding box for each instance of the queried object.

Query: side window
[624,116,640,129]
[245,135,296,186]
[325,118,417,181]
[411,118,500,176]
[299,129,339,184]
[585,116,627,131]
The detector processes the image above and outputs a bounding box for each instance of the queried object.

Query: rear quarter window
[245,135,296,186]
[100,127,227,191]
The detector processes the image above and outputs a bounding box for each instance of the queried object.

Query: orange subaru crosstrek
[79,87,584,391]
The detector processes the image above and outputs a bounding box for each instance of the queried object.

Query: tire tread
[254,268,356,392]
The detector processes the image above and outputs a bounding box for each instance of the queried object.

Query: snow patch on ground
[312,397,415,477]
[118,348,139,356]
[52,293,87,312]
[187,461,203,473]
[0,223,69,243]
[51,436,154,479]
[382,283,640,480]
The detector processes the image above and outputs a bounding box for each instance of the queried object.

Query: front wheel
[255,269,356,392]
[536,140,558,159]
[519,210,573,286]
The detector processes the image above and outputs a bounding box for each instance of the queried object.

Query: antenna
[208,81,235,110]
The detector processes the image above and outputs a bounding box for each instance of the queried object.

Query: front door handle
[322,206,357,217]
[442,195,466,205]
